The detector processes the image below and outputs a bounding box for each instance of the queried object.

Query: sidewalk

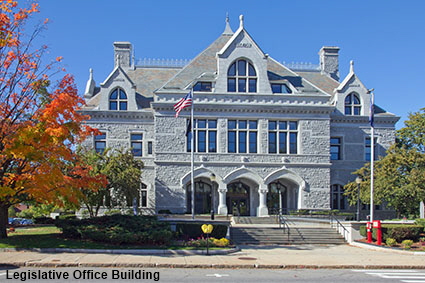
[1,244,424,269]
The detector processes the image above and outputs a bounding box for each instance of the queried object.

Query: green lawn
[0,226,229,250]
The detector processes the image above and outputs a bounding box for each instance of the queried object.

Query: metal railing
[329,213,349,240]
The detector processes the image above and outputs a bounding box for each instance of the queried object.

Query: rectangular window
[141,184,147,208]
[131,133,143,156]
[193,82,212,92]
[227,78,236,92]
[148,141,153,155]
[249,78,257,93]
[330,137,342,160]
[365,137,377,161]
[94,132,106,154]
[238,78,246,92]
[187,119,217,153]
[268,121,298,154]
[228,120,258,153]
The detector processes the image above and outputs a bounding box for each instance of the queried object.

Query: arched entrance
[186,179,212,214]
[227,181,250,216]
[267,181,287,214]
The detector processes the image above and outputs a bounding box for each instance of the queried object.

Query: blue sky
[34,0,424,128]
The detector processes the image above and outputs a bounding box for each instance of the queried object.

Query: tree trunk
[0,204,9,239]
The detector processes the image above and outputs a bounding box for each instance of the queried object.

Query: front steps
[230,216,346,245]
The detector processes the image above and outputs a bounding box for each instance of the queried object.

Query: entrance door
[227,181,250,216]
[267,181,287,214]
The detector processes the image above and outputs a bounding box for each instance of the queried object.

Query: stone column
[217,183,228,215]
[257,186,269,217]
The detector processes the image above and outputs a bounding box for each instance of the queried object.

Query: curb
[351,241,425,255]
[0,247,240,256]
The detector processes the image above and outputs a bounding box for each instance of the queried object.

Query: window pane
[248,63,256,76]
[148,141,153,154]
[238,120,247,129]
[141,191,147,207]
[345,94,352,104]
[228,62,236,76]
[352,94,360,104]
[249,120,257,129]
[120,101,127,110]
[249,132,257,153]
[330,146,340,160]
[198,130,206,152]
[197,119,206,128]
[131,142,142,156]
[119,90,127,99]
[109,101,117,110]
[208,131,217,152]
[208,120,217,128]
[238,78,246,92]
[238,60,246,76]
[201,82,212,91]
[279,132,287,154]
[289,121,297,130]
[249,78,257,92]
[345,106,352,115]
[239,131,247,153]
[131,134,143,140]
[330,137,340,144]
[110,89,118,99]
[95,133,106,140]
[269,132,277,153]
[271,84,281,93]
[289,133,297,154]
[283,84,292,93]
[228,120,236,129]
[269,121,277,130]
[228,131,236,153]
[227,78,236,92]
[354,106,361,115]
[193,82,201,91]
[95,141,106,153]
[278,121,287,129]
[187,132,192,152]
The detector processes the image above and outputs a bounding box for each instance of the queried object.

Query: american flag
[174,90,193,117]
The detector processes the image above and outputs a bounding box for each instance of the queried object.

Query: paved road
[1,267,425,283]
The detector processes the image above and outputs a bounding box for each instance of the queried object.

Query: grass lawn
[0,226,230,250]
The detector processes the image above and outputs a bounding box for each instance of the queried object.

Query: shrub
[55,215,173,245]
[187,237,230,248]
[386,238,397,247]
[402,239,414,249]
[359,224,423,242]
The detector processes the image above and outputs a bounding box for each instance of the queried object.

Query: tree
[345,108,425,218]
[0,1,106,238]
[78,148,144,217]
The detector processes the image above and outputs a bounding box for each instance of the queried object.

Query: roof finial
[223,12,233,35]
[350,60,354,73]
[239,14,244,29]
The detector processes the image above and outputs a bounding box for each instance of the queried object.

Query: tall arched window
[227,59,257,93]
[109,88,127,110]
[344,93,361,115]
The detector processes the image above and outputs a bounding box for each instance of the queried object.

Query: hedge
[55,214,173,245]
[175,223,228,240]
[359,224,424,242]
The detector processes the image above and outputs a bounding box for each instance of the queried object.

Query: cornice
[80,110,153,121]
[330,115,400,125]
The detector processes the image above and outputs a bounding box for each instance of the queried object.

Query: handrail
[278,213,290,241]
[232,206,241,224]
[329,213,349,240]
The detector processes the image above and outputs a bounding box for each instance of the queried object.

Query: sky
[31,0,425,128]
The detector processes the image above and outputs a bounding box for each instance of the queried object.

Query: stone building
[81,16,399,218]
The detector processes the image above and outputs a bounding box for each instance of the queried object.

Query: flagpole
[190,89,195,220]
[370,90,375,223]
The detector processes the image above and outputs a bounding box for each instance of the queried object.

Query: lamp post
[355,176,362,221]
[210,173,216,220]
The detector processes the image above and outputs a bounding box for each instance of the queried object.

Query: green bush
[386,238,397,247]
[176,223,228,240]
[359,224,423,242]
[402,239,414,249]
[55,215,173,245]
[414,219,425,228]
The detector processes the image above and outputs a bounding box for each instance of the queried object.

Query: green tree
[79,148,144,217]
[345,108,425,218]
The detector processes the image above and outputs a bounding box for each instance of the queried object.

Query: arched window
[331,184,347,210]
[227,59,257,93]
[186,180,212,214]
[344,93,361,115]
[109,88,127,110]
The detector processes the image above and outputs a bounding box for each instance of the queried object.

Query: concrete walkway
[1,243,424,269]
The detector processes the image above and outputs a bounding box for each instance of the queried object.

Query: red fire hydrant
[373,220,382,245]
[366,222,372,243]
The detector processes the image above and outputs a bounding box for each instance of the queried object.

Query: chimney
[319,46,340,81]
[113,42,132,68]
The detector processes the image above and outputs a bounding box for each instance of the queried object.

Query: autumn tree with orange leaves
[0,0,106,238]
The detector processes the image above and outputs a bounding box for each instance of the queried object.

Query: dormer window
[109,88,127,111]
[344,92,361,115]
[271,83,292,94]
[193,82,212,92]
[227,59,257,93]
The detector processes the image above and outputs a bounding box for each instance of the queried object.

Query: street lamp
[210,173,216,220]
[355,176,362,221]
